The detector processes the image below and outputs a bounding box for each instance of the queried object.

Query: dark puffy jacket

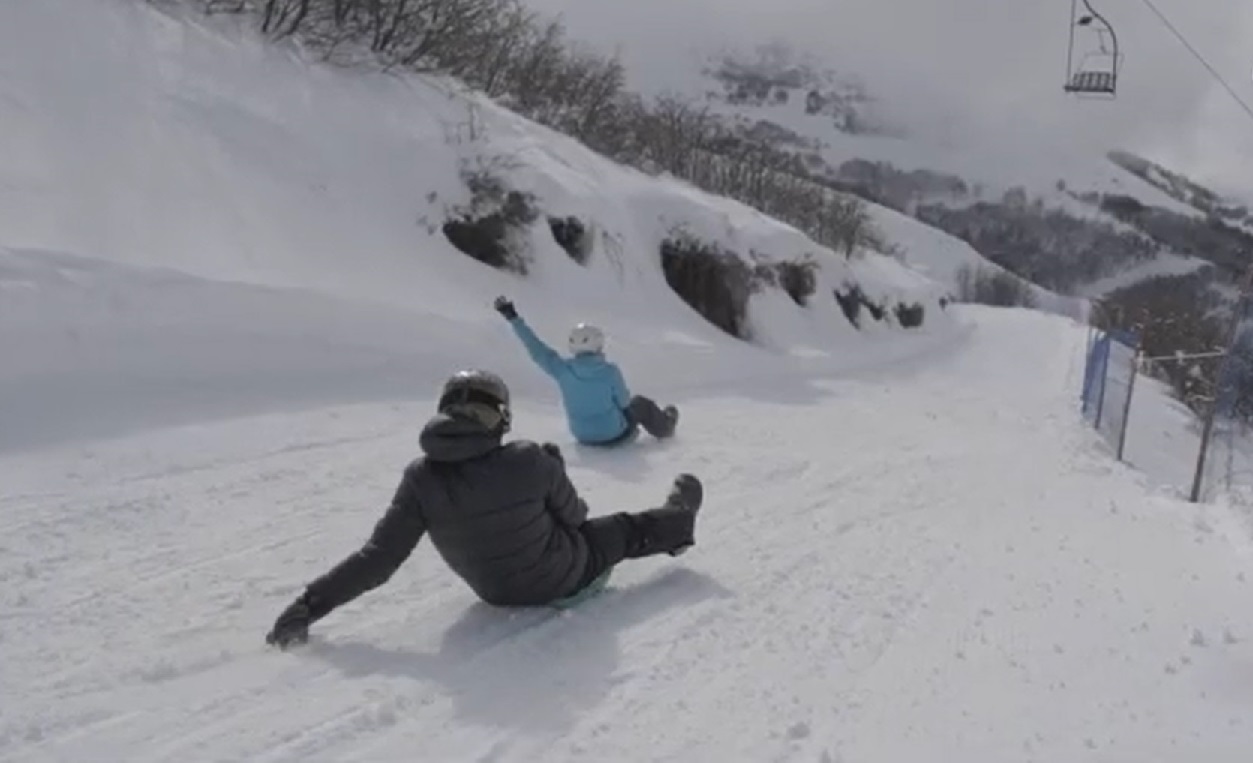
[304,414,591,611]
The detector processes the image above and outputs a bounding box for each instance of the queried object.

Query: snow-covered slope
[521,0,1253,215]
[1074,254,1214,299]
[0,240,952,454]
[717,81,1224,301]
[865,203,1087,320]
[8,307,1253,762]
[0,0,967,453]
[7,1,1253,761]
[0,0,937,306]
[516,0,1251,298]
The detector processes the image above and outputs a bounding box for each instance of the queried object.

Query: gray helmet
[437,369,511,433]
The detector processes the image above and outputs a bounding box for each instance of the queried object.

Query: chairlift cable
[1136,0,1253,125]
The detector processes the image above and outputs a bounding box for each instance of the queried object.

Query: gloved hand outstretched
[266,591,322,650]
[494,296,518,321]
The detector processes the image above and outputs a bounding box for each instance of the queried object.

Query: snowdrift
[0,0,968,451]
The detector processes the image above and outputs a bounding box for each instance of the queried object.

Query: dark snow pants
[574,506,695,589]
[624,395,675,439]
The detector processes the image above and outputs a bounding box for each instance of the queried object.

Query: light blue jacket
[508,317,632,444]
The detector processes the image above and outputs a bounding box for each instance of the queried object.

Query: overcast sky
[523,0,1253,200]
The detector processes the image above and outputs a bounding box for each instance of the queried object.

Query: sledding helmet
[569,323,605,355]
[438,369,511,433]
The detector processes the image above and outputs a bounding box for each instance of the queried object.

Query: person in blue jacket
[494,296,679,446]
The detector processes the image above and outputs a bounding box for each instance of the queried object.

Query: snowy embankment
[0,0,966,453]
[0,242,954,453]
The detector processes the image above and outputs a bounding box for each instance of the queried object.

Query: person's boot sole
[663,474,702,557]
[668,473,702,514]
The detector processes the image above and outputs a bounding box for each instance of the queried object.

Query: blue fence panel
[1082,332,1111,425]
[1081,328,1139,454]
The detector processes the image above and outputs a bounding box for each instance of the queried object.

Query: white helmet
[568,322,605,355]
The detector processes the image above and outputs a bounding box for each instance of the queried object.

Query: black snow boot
[667,472,701,514]
[662,473,701,556]
[624,474,703,559]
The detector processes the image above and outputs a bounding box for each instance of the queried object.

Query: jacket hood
[419,413,503,463]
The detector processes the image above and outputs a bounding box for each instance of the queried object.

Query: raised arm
[495,296,566,378]
[509,318,566,378]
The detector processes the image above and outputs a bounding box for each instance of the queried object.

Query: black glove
[266,592,323,650]
[542,442,564,466]
[494,296,518,321]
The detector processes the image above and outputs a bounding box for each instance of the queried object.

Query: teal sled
[550,569,612,609]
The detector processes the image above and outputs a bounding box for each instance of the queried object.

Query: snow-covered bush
[833,285,863,328]
[894,302,925,329]
[771,258,817,307]
[442,161,538,274]
[660,235,754,340]
[548,216,592,265]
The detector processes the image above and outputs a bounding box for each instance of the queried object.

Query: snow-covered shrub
[862,295,886,322]
[549,216,591,265]
[894,301,925,328]
[835,282,887,323]
[772,258,817,307]
[660,235,753,340]
[749,256,816,307]
[833,285,862,328]
[443,161,538,274]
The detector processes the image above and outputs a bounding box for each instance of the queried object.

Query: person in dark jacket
[494,296,678,447]
[265,369,704,650]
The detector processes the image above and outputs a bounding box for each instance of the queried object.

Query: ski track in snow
[6,308,1253,762]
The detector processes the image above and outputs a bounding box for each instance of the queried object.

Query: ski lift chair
[1064,0,1122,98]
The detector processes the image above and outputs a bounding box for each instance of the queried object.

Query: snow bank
[0,241,962,453]
[0,246,464,451]
[0,0,965,450]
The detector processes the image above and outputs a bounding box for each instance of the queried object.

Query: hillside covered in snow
[5,1,1253,761]
[512,0,1253,420]
[658,40,1245,299]
[516,0,1251,310]
[0,0,1021,451]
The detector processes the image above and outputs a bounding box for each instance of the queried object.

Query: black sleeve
[303,468,426,618]
[543,449,589,527]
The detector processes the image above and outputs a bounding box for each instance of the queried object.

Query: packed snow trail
[4,307,1253,762]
